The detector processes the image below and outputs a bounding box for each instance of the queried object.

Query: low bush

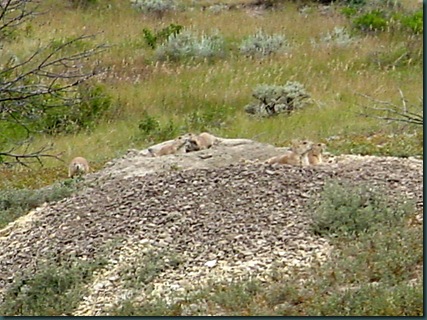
[244,81,311,117]
[138,111,180,143]
[239,30,288,58]
[130,0,176,18]
[154,29,225,62]
[41,83,113,135]
[142,24,183,49]
[308,180,414,237]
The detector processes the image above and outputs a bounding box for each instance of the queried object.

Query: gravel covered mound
[0,142,423,315]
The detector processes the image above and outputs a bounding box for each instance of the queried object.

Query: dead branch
[357,90,423,126]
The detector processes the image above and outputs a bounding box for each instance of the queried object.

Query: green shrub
[142,24,183,49]
[130,0,176,18]
[308,180,414,237]
[154,29,225,62]
[0,257,107,316]
[244,81,311,117]
[239,30,288,58]
[399,9,423,34]
[41,83,113,135]
[353,10,388,31]
[312,26,355,47]
[137,111,180,143]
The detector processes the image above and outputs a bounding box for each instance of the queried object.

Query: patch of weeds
[244,81,311,117]
[0,180,78,229]
[327,129,423,157]
[184,103,232,132]
[0,256,107,316]
[239,30,288,58]
[118,249,184,289]
[137,111,181,143]
[42,83,113,135]
[142,23,183,49]
[398,9,423,34]
[313,281,423,316]
[308,180,414,237]
[295,223,423,316]
[353,9,388,32]
[209,279,262,314]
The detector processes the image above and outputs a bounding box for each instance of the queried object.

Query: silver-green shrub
[244,81,311,117]
[311,26,355,47]
[154,30,225,61]
[239,30,288,57]
[130,0,176,17]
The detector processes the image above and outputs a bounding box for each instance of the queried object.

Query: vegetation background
[0,0,423,316]
[0,0,423,189]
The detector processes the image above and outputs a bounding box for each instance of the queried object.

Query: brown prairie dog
[308,143,325,166]
[68,156,90,178]
[185,132,217,152]
[148,136,187,157]
[266,140,313,166]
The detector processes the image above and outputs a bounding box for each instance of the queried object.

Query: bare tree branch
[0,0,107,167]
[357,89,423,126]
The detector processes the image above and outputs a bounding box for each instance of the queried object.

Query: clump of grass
[0,179,78,229]
[308,180,414,237]
[0,256,107,316]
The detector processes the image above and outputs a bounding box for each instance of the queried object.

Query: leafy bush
[399,9,423,34]
[154,30,225,62]
[239,30,288,58]
[309,180,414,237]
[0,180,78,229]
[244,81,311,117]
[138,111,180,143]
[353,10,388,32]
[130,0,176,18]
[41,83,113,135]
[142,24,183,49]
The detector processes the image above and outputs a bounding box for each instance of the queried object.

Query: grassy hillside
[0,0,422,189]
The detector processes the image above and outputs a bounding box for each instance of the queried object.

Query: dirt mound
[0,139,423,315]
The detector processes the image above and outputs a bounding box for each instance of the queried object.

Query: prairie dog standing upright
[266,140,313,166]
[308,143,325,166]
[185,132,217,152]
[148,136,187,157]
[68,156,90,178]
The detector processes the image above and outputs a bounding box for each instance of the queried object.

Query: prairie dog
[148,136,187,157]
[266,140,313,166]
[308,143,325,166]
[185,132,217,152]
[68,156,90,178]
